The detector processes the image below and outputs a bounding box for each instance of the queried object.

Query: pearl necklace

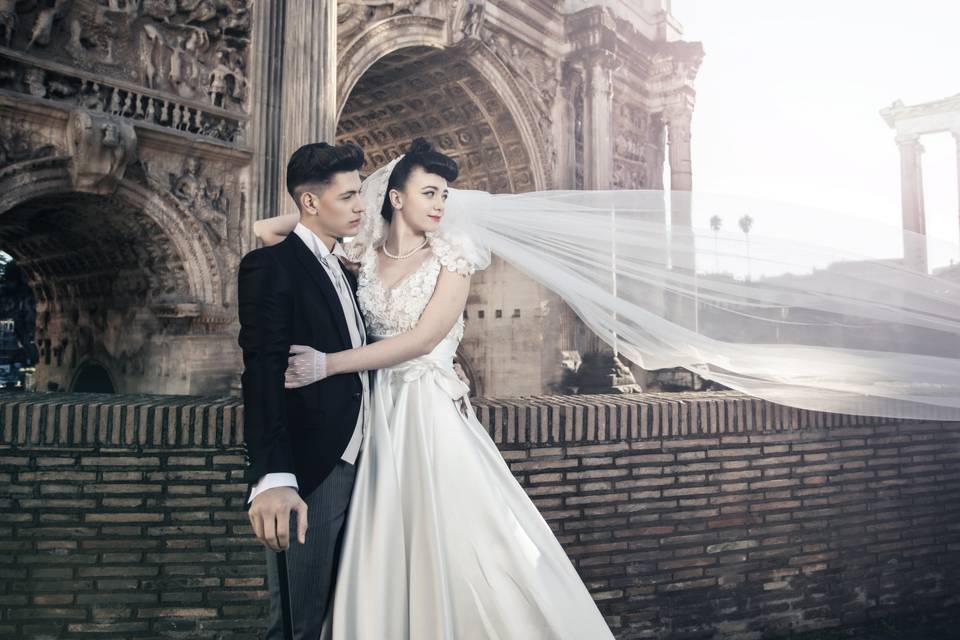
[383,237,429,260]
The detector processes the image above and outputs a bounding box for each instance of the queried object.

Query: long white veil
[438,188,960,421]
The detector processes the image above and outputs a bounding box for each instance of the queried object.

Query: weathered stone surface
[0,0,701,397]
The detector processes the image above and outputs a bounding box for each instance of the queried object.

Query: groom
[237,142,369,639]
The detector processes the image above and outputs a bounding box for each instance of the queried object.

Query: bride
[256,138,615,639]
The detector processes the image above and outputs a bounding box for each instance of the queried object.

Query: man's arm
[237,250,307,550]
[238,250,295,481]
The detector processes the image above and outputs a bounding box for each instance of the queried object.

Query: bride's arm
[326,268,471,375]
[253,213,299,247]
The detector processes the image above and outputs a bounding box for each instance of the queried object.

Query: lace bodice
[357,243,466,343]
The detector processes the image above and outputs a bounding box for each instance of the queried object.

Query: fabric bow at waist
[387,357,469,400]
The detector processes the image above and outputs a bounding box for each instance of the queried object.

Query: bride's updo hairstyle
[381,137,459,222]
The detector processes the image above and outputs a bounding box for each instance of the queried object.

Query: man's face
[299,170,364,239]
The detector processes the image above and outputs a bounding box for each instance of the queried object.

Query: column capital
[663,105,693,126]
[663,105,693,146]
[895,132,923,151]
[583,49,620,71]
[583,51,617,101]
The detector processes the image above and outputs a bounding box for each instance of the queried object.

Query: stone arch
[336,19,568,398]
[336,17,551,190]
[0,156,230,394]
[70,360,116,394]
[0,157,223,307]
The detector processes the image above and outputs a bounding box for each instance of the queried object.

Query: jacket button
[352,392,361,399]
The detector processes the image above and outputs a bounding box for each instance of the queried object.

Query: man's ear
[299,189,317,215]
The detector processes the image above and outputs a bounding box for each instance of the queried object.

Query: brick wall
[2,390,959,639]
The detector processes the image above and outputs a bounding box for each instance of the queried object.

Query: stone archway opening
[0,191,193,394]
[337,46,536,192]
[337,46,566,398]
[71,361,116,393]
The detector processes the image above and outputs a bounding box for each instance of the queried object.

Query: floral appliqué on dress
[357,243,465,343]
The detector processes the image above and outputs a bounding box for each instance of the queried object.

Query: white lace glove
[285,345,328,389]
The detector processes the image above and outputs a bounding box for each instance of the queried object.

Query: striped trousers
[263,460,357,640]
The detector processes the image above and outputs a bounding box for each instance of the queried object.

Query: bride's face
[391,166,449,234]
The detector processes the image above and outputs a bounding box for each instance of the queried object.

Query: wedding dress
[322,237,614,639]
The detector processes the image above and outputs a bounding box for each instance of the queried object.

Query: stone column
[581,53,613,360]
[665,106,693,194]
[954,130,960,249]
[247,0,287,231]
[557,64,583,190]
[579,50,615,358]
[278,0,339,216]
[664,106,697,329]
[665,105,694,256]
[575,52,642,394]
[896,133,928,272]
[583,52,616,190]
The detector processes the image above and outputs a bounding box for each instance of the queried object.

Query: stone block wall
[1,390,958,639]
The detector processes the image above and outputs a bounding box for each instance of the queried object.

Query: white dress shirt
[247,223,369,503]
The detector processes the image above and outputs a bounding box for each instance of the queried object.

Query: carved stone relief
[67,108,138,194]
[338,0,424,45]
[478,28,558,181]
[612,101,651,189]
[137,154,234,247]
[0,116,58,170]
[0,54,244,143]
[458,0,484,42]
[1,0,251,117]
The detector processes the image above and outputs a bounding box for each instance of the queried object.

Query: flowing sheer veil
[440,188,960,421]
[343,157,402,263]
[350,162,960,421]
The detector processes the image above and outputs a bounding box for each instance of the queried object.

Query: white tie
[322,254,348,296]
[321,254,366,348]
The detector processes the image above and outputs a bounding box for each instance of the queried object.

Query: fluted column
[579,53,615,356]
[664,106,696,333]
[575,52,642,392]
[665,106,693,193]
[557,65,583,190]
[583,52,616,190]
[954,130,960,249]
[665,106,694,238]
[896,133,928,272]
[247,0,286,231]
[278,0,339,216]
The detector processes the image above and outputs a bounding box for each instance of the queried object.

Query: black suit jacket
[237,233,364,507]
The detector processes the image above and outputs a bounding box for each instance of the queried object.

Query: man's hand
[248,486,308,551]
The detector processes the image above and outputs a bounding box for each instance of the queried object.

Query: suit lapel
[340,264,367,344]
[284,234,352,348]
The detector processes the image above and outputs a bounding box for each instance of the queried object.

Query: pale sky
[671,0,960,271]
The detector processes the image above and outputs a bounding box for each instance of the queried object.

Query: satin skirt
[323,338,614,639]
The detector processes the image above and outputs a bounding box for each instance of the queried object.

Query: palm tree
[709,215,722,272]
[738,214,753,281]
